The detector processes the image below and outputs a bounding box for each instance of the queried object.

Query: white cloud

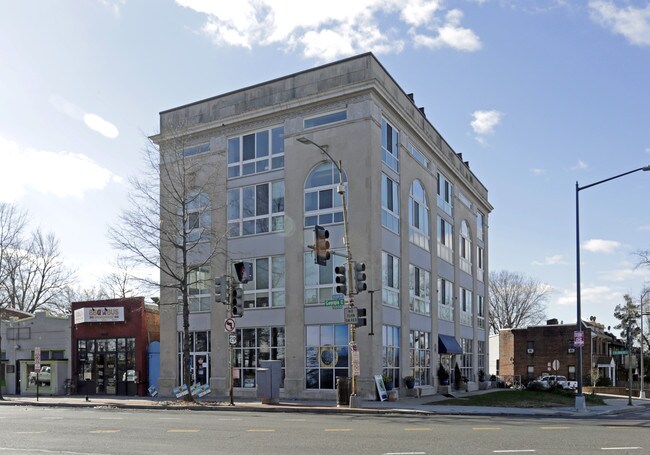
[0,135,122,202]
[532,254,568,266]
[571,159,588,170]
[470,110,502,143]
[530,168,546,175]
[50,94,119,139]
[98,0,126,16]
[555,285,621,307]
[597,267,650,282]
[84,113,119,139]
[582,238,622,254]
[589,0,650,46]
[639,225,650,232]
[176,0,480,60]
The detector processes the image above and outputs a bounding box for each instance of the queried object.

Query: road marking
[0,448,112,455]
[42,417,63,420]
[15,431,47,434]
[159,417,181,420]
[606,426,637,429]
[474,427,501,431]
[383,453,426,455]
[403,428,432,431]
[541,426,570,430]
[324,428,352,432]
[99,417,123,420]
[89,430,120,434]
[601,448,642,451]
[247,429,276,432]
[167,429,200,433]
[493,451,535,453]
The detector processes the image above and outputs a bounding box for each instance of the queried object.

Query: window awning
[438,335,463,354]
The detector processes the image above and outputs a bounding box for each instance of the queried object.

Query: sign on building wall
[74,307,125,324]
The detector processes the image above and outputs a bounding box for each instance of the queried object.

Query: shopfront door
[194,355,208,385]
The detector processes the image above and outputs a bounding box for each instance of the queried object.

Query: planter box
[438,385,451,395]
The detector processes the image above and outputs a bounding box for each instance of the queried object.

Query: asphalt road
[0,406,649,454]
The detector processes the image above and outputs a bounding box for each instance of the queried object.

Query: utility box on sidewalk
[257,360,281,404]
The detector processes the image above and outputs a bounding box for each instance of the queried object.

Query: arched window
[304,162,347,227]
[460,220,472,274]
[409,180,430,251]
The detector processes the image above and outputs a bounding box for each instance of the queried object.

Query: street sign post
[224,318,236,332]
[612,350,629,355]
[344,307,358,324]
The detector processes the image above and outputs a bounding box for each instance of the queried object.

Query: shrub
[595,376,612,387]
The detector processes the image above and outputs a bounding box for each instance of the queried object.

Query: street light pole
[575,165,650,411]
[297,137,360,407]
[640,289,649,399]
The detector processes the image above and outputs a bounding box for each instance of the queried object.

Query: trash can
[336,377,351,406]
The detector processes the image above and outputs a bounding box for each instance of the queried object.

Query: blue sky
[1,0,649,330]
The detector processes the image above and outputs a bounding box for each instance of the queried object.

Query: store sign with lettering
[74,307,125,324]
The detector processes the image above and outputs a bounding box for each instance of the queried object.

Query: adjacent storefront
[71,298,159,397]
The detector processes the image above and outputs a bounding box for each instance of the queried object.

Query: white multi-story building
[154,53,493,400]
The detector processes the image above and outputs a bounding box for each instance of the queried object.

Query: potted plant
[382,374,394,391]
[437,365,449,385]
[478,369,486,382]
[403,375,415,389]
[454,364,463,390]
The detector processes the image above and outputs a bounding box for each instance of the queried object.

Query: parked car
[28,366,51,385]
[532,375,577,390]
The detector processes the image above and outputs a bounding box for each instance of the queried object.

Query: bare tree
[100,256,151,299]
[488,270,552,334]
[636,249,650,271]
[0,203,28,401]
[1,228,75,314]
[108,122,223,401]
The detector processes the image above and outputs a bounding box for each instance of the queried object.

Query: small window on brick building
[527,365,534,380]
[568,365,576,381]
[527,341,534,354]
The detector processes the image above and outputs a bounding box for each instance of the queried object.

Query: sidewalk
[0,389,648,417]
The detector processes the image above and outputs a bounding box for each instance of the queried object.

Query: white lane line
[493,451,536,453]
[0,448,112,455]
[99,417,123,420]
[601,448,642,451]
[383,453,426,455]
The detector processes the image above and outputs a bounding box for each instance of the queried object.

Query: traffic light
[355,307,367,327]
[313,225,331,266]
[215,275,227,304]
[231,285,244,317]
[234,261,253,284]
[335,264,347,295]
[354,262,367,293]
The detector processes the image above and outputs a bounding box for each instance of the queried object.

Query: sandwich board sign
[374,375,388,402]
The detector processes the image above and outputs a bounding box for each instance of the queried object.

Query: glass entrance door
[194,355,208,385]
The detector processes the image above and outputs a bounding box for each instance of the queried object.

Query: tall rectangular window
[227,127,284,178]
[437,216,453,264]
[477,246,484,282]
[477,295,485,329]
[233,327,285,388]
[305,324,348,389]
[382,252,399,307]
[437,277,454,322]
[409,265,430,315]
[460,287,473,327]
[437,172,453,215]
[409,330,431,386]
[477,340,486,374]
[304,249,345,305]
[460,338,473,381]
[234,256,285,308]
[381,117,399,172]
[383,325,401,387]
[382,173,400,233]
[227,181,284,237]
[477,211,484,241]
[178,266,211,312]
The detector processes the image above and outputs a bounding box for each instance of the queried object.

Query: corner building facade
[155,53,493,400]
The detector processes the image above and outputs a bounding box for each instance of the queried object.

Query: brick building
[71,297,159,396]
[499,318,620,384]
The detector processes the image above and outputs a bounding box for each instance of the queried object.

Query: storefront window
[232,327,285,388]
[305,324,349,389]
[177,330,212,387]
[76,337,136,396]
